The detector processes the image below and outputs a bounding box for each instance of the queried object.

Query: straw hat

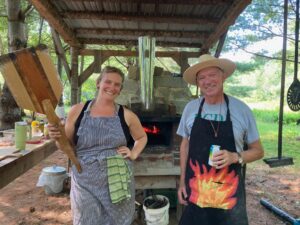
[183,54,236,85]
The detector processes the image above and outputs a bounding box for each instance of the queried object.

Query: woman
[48,66,147,225]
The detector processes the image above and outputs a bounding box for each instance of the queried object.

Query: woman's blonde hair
[96,66,125,84]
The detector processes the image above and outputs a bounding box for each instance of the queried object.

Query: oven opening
[129,121,173,146]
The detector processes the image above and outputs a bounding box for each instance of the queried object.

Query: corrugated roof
[28,0,251,50]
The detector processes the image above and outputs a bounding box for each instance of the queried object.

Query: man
[177,54,264,225]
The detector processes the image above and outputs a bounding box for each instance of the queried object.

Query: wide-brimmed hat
[183,54,236,85]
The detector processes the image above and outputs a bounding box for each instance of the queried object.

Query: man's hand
[213,150,238,169]
[178,183,188,205]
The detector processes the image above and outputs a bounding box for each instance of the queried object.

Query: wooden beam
[28,0,81,47]
[79,49,201,58]
[80,38,202,48]
[78,51,106,85]
[51,28,71,81]
[155,51,200,58]
[80,49,136,57]
[214,30,227,57]
[64,11,218,25]
[171,53,190,74]
[93,51,101,73]
[77,50,199,84]
[76,28,209,39]
[70,47,79,105]
[66,0,232,5]
[0,141,57,189]
[201,0,251,50]
[180,53,191,74]
[78,61,96,86]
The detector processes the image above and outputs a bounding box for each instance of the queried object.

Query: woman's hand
[117,146,138,160]
[47,123,62,140]
[212,150,238,169]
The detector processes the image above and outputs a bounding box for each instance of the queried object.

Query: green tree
[225,0,297,62]
[0,0,28,130]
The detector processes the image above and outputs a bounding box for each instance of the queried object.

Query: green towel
[107,155,132,204]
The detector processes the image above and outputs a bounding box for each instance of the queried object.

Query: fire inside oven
[129,121,173,146]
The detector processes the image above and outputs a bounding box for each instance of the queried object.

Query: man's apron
[179,94,248,225]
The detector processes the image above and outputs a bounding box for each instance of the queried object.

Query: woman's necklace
[201,100,223,138]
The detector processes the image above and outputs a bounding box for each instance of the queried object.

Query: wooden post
[70,47,79,105]
[51,28,71,81]
[179,52,190,75]
[171,53,190,75]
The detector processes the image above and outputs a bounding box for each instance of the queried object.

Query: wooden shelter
[28,0,251,105]
[0,0,253,196]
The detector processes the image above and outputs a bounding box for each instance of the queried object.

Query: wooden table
[0,139,58,189]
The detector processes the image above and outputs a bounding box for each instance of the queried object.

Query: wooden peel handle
[42,99,82,173]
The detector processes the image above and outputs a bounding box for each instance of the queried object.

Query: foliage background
[0,0,298,165]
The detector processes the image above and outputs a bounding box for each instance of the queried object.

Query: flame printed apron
[179,94,248,225]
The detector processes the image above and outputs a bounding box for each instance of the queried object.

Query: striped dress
[70,102,135,225]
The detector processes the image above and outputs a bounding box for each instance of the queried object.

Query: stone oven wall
[116,66,192,115]
[116,66,192,166]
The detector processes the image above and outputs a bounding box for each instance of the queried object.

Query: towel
[107,155,132,204]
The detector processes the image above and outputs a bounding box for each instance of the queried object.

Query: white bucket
[143,195,170,225]
[36,166,68,195]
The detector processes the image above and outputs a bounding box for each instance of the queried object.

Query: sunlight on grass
[256,116,299,169]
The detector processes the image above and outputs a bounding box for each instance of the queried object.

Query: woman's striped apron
[70,102,135,225]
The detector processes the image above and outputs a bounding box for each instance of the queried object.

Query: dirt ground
[0,150,299,225]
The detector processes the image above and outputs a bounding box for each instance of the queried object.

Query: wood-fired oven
[129,116,180,149]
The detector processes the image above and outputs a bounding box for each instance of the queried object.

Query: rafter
[78,61,96,86]
[66,0,233,4]
[28,0,81,47]
[79,49,201,58]
[201,0,251,50]
[29,0,248,54]
[80,38,202,48]
[51,28,71,80]
[64,11,218,25]
[76,28,209,39]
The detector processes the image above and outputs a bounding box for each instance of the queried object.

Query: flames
[189,159,239,210]
[143,125,160,134]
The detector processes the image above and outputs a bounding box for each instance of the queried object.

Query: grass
[252,109,300,169]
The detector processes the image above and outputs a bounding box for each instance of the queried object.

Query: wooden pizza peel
[0,45,82,173]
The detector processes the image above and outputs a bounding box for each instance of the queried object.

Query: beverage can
[208,145,221,166]
[39,121,45,135]
[44,124,50,139]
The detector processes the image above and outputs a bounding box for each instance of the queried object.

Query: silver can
[208,145,221,166]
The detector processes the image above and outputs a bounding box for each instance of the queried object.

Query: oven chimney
[138,36,155,110]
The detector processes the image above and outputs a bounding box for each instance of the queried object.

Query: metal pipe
[278,0,288,159]
[260,198,300,225]
[138,36,155,110]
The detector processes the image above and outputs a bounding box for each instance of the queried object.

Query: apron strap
[224,94,231,122]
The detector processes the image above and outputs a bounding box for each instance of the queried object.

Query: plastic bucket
[143,195,170,225]
[36,166,68,195]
